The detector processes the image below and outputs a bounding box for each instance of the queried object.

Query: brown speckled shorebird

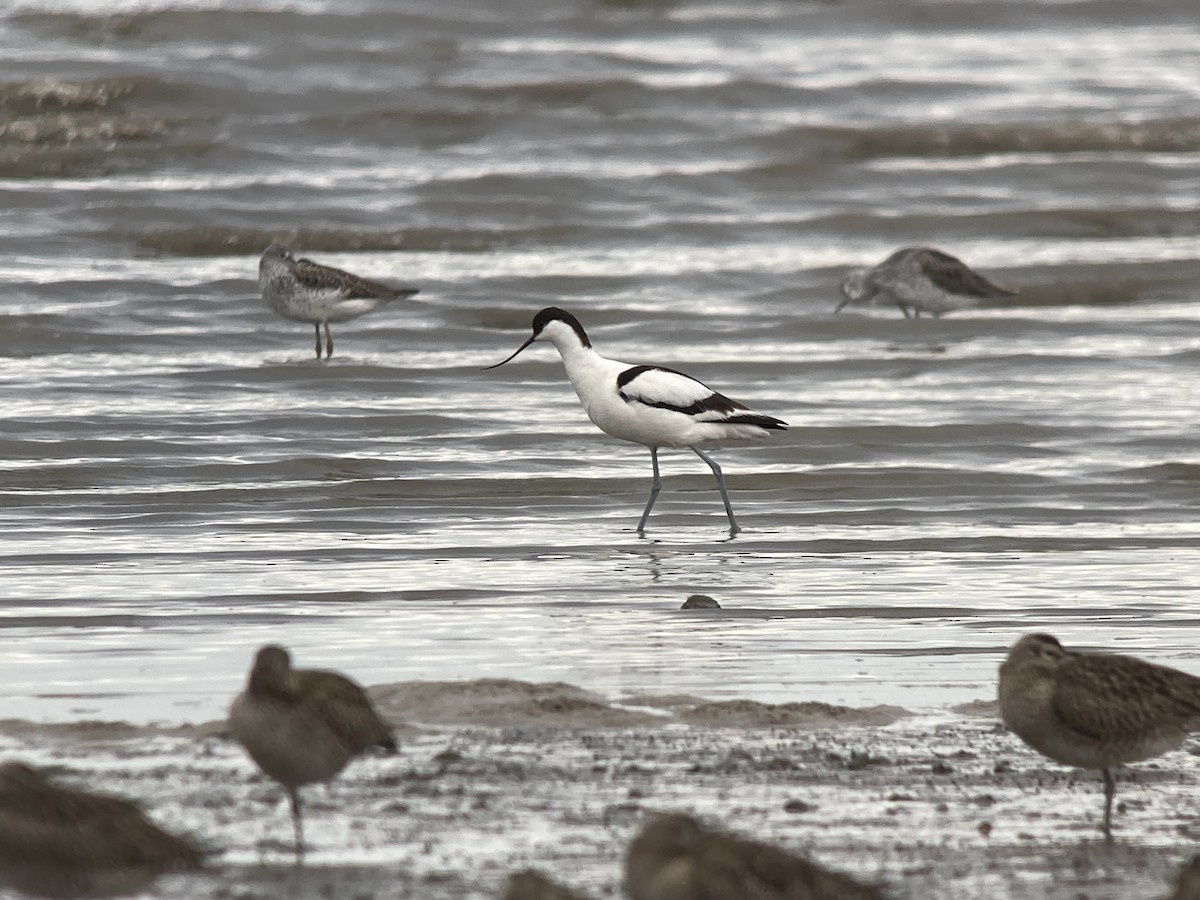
[998,633,1200,841]
[228,644,398,854]
[0,760,202,897]
[836,246,1015,318]
[1169,854,1200,900]
[502,869,590,900]
[624,811,884,900]
[258,242,419,359]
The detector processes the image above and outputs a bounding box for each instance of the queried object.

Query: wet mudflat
[3,681,1198,899]
[2,0,1200,896]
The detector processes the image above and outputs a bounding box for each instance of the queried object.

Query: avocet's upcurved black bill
[483,333,536,370]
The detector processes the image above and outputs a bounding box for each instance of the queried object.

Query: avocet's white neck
[538,318,589,352]
[537,319,619,407]
[539,319,601,366]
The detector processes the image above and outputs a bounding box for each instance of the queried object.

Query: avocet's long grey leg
[690,446,740,535]
[313,324,322,359]
[636,448,662,534]
[323,322,334,359]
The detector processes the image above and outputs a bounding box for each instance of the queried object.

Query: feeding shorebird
[998,633,1200,841]
[0,760,202,897]
[258,242,419,359]
[485,307,787,535]
[228,644,398,854]
[836,246,1015,318]
[624,811,884,900]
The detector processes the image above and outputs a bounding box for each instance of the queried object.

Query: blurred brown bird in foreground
[999,633,1200,841]
[0,760,202,898]
[228,644,398,854]
[1168,854,1200,900]
[624,811,885,900]
[501,869,591,900]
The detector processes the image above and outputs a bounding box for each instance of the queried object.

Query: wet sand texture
[371,679,906,730]
[5,681,1200,899]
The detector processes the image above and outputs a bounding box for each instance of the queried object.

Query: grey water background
[1,0,1198,726]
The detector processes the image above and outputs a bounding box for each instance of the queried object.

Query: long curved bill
[483,334,536,370]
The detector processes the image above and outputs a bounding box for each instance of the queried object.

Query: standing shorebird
[258,242,419,359]
[998,633,1200,841]
[0,761,202,897]
[624,811,884,900]
[485,307,787,535]
[228,644,398,854]
[836,246,1015,318]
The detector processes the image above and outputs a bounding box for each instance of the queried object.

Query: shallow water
[1,0,1199,732]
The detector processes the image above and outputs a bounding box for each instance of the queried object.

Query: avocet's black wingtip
[725,414,788,430]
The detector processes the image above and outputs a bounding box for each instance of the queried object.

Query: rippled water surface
[1,0,1199,726]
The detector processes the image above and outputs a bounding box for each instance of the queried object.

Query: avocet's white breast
[543,346,774,450]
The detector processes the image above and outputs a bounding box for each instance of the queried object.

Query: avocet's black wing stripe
[615,364,785,427]
[615,364,696,392]
[616,365,738,415]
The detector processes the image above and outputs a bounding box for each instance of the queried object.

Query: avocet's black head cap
[530,307,589,346]
[484,307,590,370]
